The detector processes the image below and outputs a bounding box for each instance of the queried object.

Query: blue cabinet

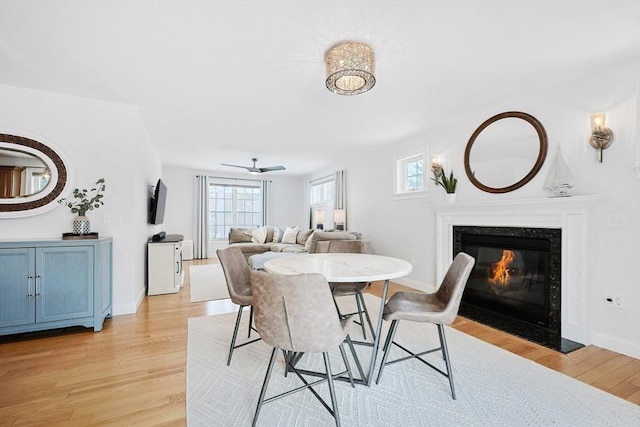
[0,238,112,335]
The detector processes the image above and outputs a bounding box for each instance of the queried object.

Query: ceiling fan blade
[220,163,251,171]
[258,165,286,172]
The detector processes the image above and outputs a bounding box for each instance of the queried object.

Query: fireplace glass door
[461,232,553,326]
[454,226,561,333]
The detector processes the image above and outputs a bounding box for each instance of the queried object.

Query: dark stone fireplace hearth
[454,226,583,353]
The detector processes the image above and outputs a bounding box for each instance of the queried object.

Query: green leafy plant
[431,169,458,194]
[58,178,106,215]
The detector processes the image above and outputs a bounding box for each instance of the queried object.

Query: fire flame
[489,250,515,286]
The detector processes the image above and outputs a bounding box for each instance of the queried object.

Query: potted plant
[58,178,106,234]
[431,169,458,203]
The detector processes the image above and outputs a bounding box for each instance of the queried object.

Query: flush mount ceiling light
[325,42,375,95]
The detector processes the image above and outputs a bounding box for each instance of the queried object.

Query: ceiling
[1,1,639,176]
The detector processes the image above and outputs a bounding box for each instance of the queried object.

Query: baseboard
[591,331,640,359]
[112,288,147,316]
[391,277,436,293]
[112,303,137,316]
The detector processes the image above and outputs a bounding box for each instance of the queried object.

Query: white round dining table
[264,253,413,386]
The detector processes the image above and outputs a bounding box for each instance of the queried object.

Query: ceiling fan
[220,158,286,174]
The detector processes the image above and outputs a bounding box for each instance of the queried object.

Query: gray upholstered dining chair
[216,247,261,366]
[375,252,475,399]
[250,270,357,427]
[326,240,375,340]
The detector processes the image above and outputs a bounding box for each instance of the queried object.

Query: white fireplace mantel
[430,195,600,345]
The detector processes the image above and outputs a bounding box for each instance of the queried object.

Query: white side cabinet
[147,236,183,295]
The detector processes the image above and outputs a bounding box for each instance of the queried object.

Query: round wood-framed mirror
[464,111,548,193]
[0,133,69,216]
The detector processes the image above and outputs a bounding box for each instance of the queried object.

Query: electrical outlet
[604,293,624,308]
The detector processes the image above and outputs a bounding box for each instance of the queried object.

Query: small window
[394,153,426,198]
[404,157,424,191]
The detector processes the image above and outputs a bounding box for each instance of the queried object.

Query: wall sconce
[589,112,614,163]
[431,155,443,181]
[314,210,324,229]
[334,209,346,230]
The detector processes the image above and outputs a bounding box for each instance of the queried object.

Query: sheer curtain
[334,170,346,230]
[194,175,210,259]
[261,179,271,226]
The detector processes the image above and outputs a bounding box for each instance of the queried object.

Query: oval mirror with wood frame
[464,111,548,194]
[0,133,68,216]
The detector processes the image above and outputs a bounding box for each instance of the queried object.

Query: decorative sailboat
[544,150,575,197]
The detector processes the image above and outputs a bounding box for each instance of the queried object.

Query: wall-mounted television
[149,179,167,225]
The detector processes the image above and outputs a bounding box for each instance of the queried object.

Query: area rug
[187,295,639,426]
[189,264,230,302]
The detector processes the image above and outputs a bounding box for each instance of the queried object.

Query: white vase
[446,193,457,204]
[73,213,91,234]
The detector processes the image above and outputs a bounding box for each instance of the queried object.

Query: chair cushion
[383,291,451,324]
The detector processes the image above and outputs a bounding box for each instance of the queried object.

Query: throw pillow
[229,228,252,244]
[281,226,299,244]
[304,230,318,252]
[244,226,268,243]
[273,226,286,243]
[296,228,315,245]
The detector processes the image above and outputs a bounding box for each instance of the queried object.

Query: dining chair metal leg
[437,324,456,399]
[252,348,278,427]
[356,292,376,340]
[375,319,399,384]
[331,290,374,341]
[248,305,254,338]
[228,305,244,366]
[354,293,366,339]
[338,343,355,388]
[227,305,261,365]
[344,334,366,381]
[332,296,342,316]
[322,352,341,427]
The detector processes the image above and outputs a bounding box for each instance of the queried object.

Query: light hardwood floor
[1,259,638,425]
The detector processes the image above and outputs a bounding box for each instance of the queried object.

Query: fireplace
[453,226,583,353]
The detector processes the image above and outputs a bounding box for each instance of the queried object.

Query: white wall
[161,166,306,254]
[0,85,162,315]
[332,59,640,357]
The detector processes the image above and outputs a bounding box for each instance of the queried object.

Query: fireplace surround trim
[432,195,600,345]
